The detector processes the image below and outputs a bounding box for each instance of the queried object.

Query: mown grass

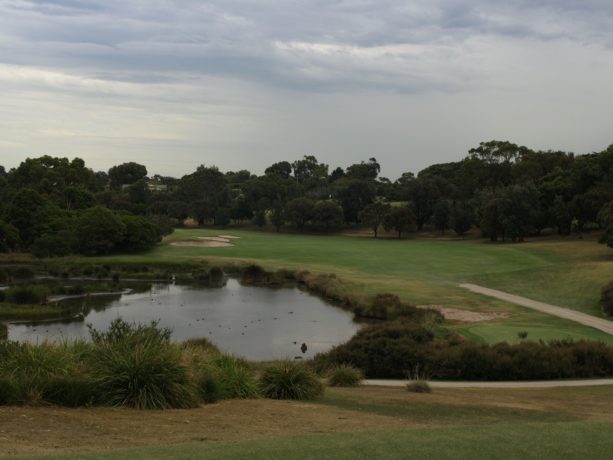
[94,229,613,344]
[17,421,613,460]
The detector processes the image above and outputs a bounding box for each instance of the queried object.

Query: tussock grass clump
[88,319,199,409]
[208,355,259,399]
[406,380,432,393]
[42,374,96,407]
[327,364,363,387]
[0,340,82,405]
[260,360,324,400]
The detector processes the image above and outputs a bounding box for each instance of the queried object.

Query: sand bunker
[218,234,240,239]
[417,305,509,323]
[170,236,234,248]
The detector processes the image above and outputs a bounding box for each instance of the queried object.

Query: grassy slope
[22,424,613,460]
[17,385,613,460]
[99,229,613,344]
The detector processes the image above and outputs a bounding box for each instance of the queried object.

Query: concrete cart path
[460,283,613,335]
[364,379,613,388]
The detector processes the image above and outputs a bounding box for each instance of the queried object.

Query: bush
[314,320,613,380]
[0,377,17,404]
[208,355,259,399]
[9,266,35,280]
[0,323,6,341]
[260,360,324,400]
[42,374,96,407]
[87,319,198,409]
[406,380,431,393]
[196,369,222,404]
[0,341,78,405]
[327,364,363,387]
[601,282,613,316]
[4,285,49,304]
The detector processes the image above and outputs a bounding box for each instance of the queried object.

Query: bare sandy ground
[170,236,234,248]
[417,305,509,323]
[460,283,613,335]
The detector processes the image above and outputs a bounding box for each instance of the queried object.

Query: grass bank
[7,385,613,459]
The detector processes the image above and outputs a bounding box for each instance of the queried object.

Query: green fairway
[97,229,613,344]
[19,421,613,460]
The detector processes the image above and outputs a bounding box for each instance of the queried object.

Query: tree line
[1,139,613,256]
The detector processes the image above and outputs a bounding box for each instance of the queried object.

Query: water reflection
[7,279,360,361]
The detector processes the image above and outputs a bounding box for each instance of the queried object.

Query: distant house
[120,182,168,192]
[147,182,168,192]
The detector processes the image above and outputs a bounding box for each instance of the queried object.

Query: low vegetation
[315,320,613,380]
[406,380,432,393]
[327,364,363,387]
[601,282,613,317]
[0,319,327,409]
[259,360,324,400]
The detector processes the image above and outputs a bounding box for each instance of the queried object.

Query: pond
[7,279,360,361]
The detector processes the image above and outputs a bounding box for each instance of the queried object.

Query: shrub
[601,282,613,316]
[90,339,198,409]
[9,266,35,280]
[192,267,226,287]
[196,369,222,404]
[87,319,198,409]
[4,285,49,304]
[0,377,17,404]
[42,374,96,407]
[241,264,266,284]
[260,360,324,400]
[0,341,78,405]
[208,355,258,399]
[327,364,363,387]
[0,323,6,341]
[406,380,432,393]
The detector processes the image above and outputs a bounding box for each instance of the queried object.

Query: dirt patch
[170,237,234,248]
[417,305,509,323]
[0,400,407,458]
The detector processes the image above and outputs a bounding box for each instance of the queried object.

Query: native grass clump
[327,364,363,387]
[0,318,326,409]
[259,360,324,400]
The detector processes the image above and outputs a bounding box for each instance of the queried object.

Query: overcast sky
[1,0,612,179]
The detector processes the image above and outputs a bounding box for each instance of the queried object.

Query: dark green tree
[359,201,391,238]
[76,207,126,255]
[286,197,315,231]
[383,204,417,239]
[311,201,344,231]
[108,162,148,189]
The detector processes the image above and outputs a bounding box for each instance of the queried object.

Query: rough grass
[11,383,613,460]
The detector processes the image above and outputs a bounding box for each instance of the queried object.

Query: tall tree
[359,201,391,238]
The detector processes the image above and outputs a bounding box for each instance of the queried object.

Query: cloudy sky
[1,0,612,178]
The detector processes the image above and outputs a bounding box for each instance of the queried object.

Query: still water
[7,279,360,361]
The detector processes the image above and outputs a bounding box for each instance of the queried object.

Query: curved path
[460,283,613,335]
[364,379,613,388]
